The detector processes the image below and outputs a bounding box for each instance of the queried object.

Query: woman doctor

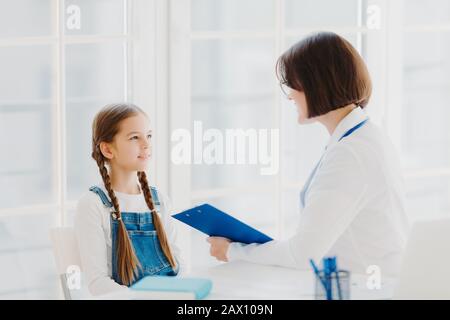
[207,31,410,277]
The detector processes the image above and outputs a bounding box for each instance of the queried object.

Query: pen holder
[314,270,350,300]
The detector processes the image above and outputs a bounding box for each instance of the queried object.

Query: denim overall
[89,185,178,286]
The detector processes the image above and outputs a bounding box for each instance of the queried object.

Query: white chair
[394,218,450,299]
[49,227,91,300]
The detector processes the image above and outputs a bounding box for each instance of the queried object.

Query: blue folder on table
[172,204,273,244]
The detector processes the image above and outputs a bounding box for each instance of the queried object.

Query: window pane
[402,32,450,169]
[405,0,450,26]
[65,0,125,35]
[66,42,125,200]
[191,0,274,32]
[0,110,53,208]
[0,0,52,38]
[0,45,53,101]
[285,0,360,29]
[192,40,274,97]
[66,42,125,98]
[0,212,59,299]
[0,46,53,208]
[191,39,276,190]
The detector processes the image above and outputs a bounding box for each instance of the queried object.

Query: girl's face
[106,113,152,172]
[288,89,315,124]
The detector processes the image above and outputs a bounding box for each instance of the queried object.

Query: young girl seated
[75,103,185,296]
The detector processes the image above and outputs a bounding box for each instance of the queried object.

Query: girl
[208,32,410,277]
[75,103,185,296]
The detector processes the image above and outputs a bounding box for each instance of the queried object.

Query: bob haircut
[276,31,372,118]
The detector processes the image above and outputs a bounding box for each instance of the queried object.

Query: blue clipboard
[172,204,273,244]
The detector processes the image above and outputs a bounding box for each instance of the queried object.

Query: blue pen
[309,259,329,298]
[323,258,333,300]
[330,257,343,300]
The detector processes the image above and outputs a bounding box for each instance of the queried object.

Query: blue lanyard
[338,119,368,142]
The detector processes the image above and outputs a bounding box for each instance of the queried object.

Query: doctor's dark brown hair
[91,103,177,286]
[276,31,372,118]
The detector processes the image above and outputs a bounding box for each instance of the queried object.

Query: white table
[89,261,396,300]
[187,261,396,300]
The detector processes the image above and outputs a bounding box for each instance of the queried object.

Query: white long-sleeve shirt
[74,183,187,296]
[227,107,410,277]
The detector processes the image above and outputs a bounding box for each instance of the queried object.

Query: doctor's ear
[99,141,114,160]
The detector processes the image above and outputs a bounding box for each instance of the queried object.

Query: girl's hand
[207,237,231,262]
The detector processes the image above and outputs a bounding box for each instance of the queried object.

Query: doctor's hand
[207,237,231,262]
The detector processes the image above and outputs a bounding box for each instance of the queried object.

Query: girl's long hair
[91,103,177,286]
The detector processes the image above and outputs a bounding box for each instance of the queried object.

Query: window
[400,0,450,221]
[0,0,156,299]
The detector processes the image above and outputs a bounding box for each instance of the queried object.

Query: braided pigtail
[137,171,177,269]
[92,147,142,286]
